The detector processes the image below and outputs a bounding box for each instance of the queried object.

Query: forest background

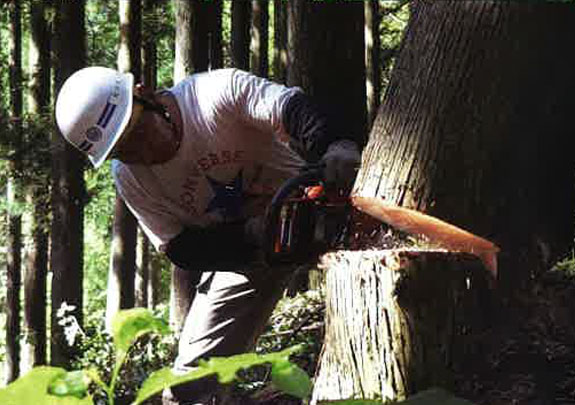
[3,1,575,405]
[0,0,408,399]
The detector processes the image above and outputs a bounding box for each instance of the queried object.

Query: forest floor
[240,268,575,405]
[152,265,575,405]
[454,269,575,405]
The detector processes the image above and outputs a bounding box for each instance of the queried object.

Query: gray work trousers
[164,264,295,404]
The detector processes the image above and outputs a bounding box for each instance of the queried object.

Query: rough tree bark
[273,0,287,83]
[250,0,268,77]
[51,0,86,368]
[231,0,251,70]
[365,0,381,130]
[23,0,51,371]
[354,1,575,286]
[135,229,150,308]
[287,0,366,145]
[6,0,22,384]
[106,0,141,329]
[313,1,575,402]
[209,0,223,69]
[135,0,158,309]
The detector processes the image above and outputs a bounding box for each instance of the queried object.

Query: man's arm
[230,70,361,189]
[164,221,260,271]
[282,92,341,163]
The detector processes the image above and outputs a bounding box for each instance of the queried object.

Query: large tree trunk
[231,0,251,70]
[106,0,141,329]
[51,0,86,368]
[315,1,575,402]
[23,0,51,372]
[286,0,366,295]
[311,250,490,403]
[354,1,575,288]
[287,0,366,145]
[6,0,23,384]
[250,0,268,77]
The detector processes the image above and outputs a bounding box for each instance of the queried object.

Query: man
[55,66,360,404]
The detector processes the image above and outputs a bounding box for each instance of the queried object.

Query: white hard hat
[55,66,134,168]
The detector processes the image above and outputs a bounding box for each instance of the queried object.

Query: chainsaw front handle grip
[264,167,324,264]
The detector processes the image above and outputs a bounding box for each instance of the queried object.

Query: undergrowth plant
[0,308,474,405]
[0,308,313,405]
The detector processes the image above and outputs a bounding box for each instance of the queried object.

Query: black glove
[320,140,361,192]
[243,215,266,248]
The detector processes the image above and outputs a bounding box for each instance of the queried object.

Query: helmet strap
[133,95,172,125]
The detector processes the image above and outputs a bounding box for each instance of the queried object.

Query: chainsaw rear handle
[264,167,324,264]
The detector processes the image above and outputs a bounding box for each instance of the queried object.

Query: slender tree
[231,0,251,70]
[134,0,158,309]
[23,0,51,371]
[210,0,223,69]
[51,0,86,368]
[170,0,223,332]
[273,0,287,83]
[250,0,268,77]
[365,0,381,129]
[174,0,205,79]
[141,0,162,309]
[135,229,150,308]
[106,0,141,329]
[174,0,222,79]
[5,0,23,384]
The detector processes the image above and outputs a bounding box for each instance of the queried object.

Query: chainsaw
[263,168,349,265]
[264,167,500,280]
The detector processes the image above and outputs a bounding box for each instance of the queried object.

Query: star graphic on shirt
[205,170,244,220]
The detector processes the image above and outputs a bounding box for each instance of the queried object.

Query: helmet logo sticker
[86,126,103,142]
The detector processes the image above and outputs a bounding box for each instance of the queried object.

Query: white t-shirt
[112,69,305,251]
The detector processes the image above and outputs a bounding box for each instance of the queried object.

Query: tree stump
[311,249,491,404]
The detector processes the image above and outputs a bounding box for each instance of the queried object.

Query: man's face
[108,96,172,165]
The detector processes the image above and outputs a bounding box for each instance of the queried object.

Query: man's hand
[321,140,361,193]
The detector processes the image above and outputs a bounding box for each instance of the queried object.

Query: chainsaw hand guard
[264,168,349,265]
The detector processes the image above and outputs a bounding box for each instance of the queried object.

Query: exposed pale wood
[311,249,490,403]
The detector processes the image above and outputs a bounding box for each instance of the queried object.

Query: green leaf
[0,367,93,405]
[48,370,90,399]
[111,308,169,356]
[133,345,305,405]
[271,362,312,399]
[132,366,215,405]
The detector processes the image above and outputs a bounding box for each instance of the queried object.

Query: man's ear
[133,83,155,99]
